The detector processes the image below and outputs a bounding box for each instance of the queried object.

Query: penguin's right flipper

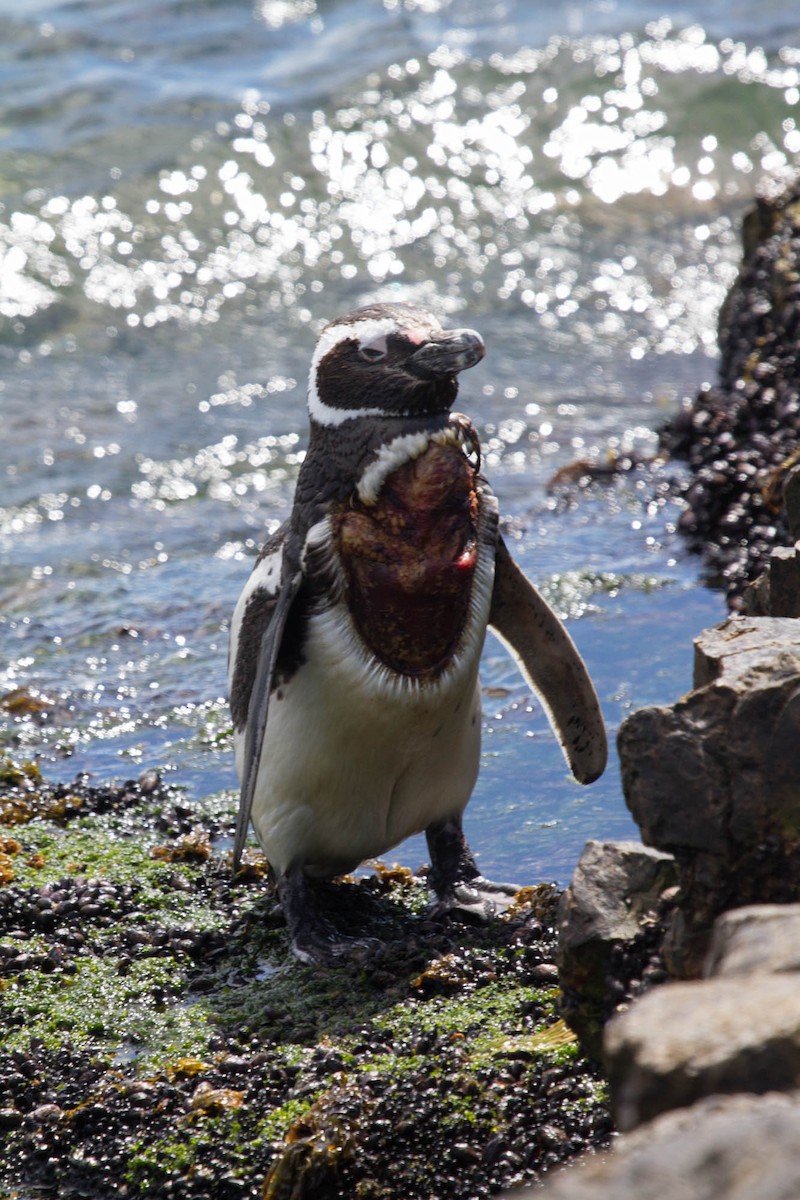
[232,564,302,871]
[489,536,607,785]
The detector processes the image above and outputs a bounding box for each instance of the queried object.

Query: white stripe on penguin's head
[306,313,432,427]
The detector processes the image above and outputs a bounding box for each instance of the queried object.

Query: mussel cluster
[661,183,800,607]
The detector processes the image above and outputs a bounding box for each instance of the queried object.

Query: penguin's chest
[331,440,478,677]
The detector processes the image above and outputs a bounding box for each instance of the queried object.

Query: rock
[742,471,800,615]
[618,690,735,856]
[704,904,800,978]
[745,546,800,617]
[518,185,800,1200]
[603,973,800,1131]
[557,840,676,1059]
[618,615,800,977]
[782,464,800,541]
[506,1091,800,1200]
[693,616,800,687]
[659,180,800,608]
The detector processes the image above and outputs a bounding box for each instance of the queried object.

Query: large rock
[693,616,800,688]
[514,900,800,1199]
[659,179,800,607]
[557,840,676,1058]
[704,903,800,978]
[603,973,800,1131]
[618,615,800,976]
[507,1091,800,1200]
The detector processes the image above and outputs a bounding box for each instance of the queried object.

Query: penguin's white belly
[234,606,483,878]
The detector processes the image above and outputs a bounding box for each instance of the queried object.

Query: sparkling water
[2,0,798,881]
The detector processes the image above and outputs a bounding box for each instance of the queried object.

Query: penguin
[228,302,607,964]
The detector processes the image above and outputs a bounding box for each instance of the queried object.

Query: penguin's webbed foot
[277,866,381,966]
[424,815,520,921]
[428,876,520,922]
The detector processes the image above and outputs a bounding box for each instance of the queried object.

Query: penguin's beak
[408,328,485,378]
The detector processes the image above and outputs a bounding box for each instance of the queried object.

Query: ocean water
[1,0,798,884]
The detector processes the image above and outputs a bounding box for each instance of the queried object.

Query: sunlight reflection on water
[3,18,798,342]
[0,1,792,877]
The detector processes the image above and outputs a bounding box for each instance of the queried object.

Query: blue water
[2,0,797,883]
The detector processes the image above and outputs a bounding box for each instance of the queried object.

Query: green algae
[0,809,578,1072]
[374,971,541,1040]
[0,766,611,1198]
[1,952,212,1060]
[6,820,235,932]
[124,1098,319,1195]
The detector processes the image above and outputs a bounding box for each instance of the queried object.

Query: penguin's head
[307,303,484,428]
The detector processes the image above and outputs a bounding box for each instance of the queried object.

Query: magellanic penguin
[228,302,607,964]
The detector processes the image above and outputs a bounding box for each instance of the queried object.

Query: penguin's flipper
[489,536,607,784]
[232,565,302,870]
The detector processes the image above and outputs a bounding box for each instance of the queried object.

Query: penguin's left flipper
[489,536,607,785]
[232,566,302,871]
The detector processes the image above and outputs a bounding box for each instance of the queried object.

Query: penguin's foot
[428,876,520,922]
[276,866,381,966]
[424,815,520,921]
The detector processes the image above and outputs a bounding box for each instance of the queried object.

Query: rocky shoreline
[5,569,800,1200]
[0,756,615,1199]
[659,179,800,608]
[509,499,800,1199]
[9,572,800,1200]
[501,180,800,1198]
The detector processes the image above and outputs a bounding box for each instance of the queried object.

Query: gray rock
[508,1091,800,1200]
[704,903,800,978]
[617,687,735,856]
[693,616,800,688]
[557,840,676,1058]
[758,547,800,618]
[618,615,800,976]
[783,464,800,542]
[603,973,800,1131]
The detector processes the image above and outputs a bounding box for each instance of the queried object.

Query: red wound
[333,442,479,677]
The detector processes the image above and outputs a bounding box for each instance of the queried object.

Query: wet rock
[603,973,800,1131]
[510,1091,800,1200]
[31,1103,64,1124]
[137,767,162,794]
[660,181,800,608]
[557,841,677,1058]
[618,615,800,977]
[742,468,800,615]
[703,903,800,978]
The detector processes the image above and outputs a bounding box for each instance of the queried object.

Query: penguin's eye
[357,336,388,362]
